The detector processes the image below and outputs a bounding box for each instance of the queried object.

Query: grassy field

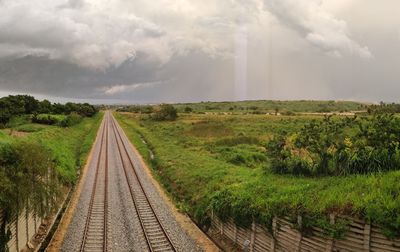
[115,111,400,238]
[172,100,366,114]
[0,112,103,183]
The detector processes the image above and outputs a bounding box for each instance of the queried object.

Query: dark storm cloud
[0,0,399,103]
[0,51,235,103]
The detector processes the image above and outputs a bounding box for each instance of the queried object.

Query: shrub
[151,104,178,121]
[267,114,400,176]
[59,113,83,127]
[184,106,193,113]
[32,114,62,125]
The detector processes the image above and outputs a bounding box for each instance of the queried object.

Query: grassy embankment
[0,112,103,183]
[115,111,400,238]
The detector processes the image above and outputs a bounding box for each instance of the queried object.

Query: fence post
[234,222,238,244]
[250,221,256,252]
[296,215,303,251]
[270,217,277,252]
[363,224,371,251]
[325,214,335,252]
[15,215,19,252]
[25,208,29,246]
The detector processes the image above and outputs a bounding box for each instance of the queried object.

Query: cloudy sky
[0,0,399,103]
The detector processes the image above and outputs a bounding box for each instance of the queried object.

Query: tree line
[367,102,400,114]
[117,104,178,121]
[0,95,98,126]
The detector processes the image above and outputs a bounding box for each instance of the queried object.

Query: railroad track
[80,114,109,252]
[110,114,177,252]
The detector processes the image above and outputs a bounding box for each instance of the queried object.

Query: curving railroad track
[79,111,176,252]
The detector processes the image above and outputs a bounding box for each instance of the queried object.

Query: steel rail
[80,113,109,252]
[110,114,176,252]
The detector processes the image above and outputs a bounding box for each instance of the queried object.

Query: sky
[0,0,399,104]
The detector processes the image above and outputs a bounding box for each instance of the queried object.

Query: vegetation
[115,110,400,239]
[0,95,97,127]
[32,114,67,126]
[0,141,60,251]
[151,104,178,121]
[115,100,365,116]
[117,105,154,114]
[268,114,400,176]
[172,100,365,114]
[0,104,102,250]
[367,102,400,114]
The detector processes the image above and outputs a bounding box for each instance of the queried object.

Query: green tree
[152,104,178,121]
[0,99,12,126]
[0,141,60,250]
[39,99,52,114]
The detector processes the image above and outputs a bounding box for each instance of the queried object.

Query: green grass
[37,114,67,120]
[173,100,366,114]
[6,115,31,128]
[29,113,103,183]
[115,112,400,238]
[0,113,103,183]
[0,130,12,144]
[14,123,48,132]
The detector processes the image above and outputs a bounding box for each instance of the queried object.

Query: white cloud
[263,0,372,59]
[0,0,176,69]
[102,81,162,95]
[0,0,264,70]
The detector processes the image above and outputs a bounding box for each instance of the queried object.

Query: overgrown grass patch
[0,112,103,184]
[29,112,103,183]
[5,115,31,128]
[115,112,400,238]
[186,120,234,138]
[14,123,48,132]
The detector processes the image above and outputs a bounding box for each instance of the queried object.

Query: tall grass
[115,112,400,238]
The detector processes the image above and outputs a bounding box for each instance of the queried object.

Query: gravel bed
[115,120,204,252]
[61,122,104,252]
[61,115,203,251]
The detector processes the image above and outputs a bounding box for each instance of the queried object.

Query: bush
[267,114,400,176]
[32,114,63,125]
[184,106,193,113]
[151,104,178,121]
[60,113,83,127]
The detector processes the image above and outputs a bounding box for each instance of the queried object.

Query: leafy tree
[0,99,12,126]
[51,103,66,114]
[21,95,39,114]
[39,99,52,114]
[0,141,60,250]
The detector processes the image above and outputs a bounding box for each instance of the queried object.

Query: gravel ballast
[60,112,205,251]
